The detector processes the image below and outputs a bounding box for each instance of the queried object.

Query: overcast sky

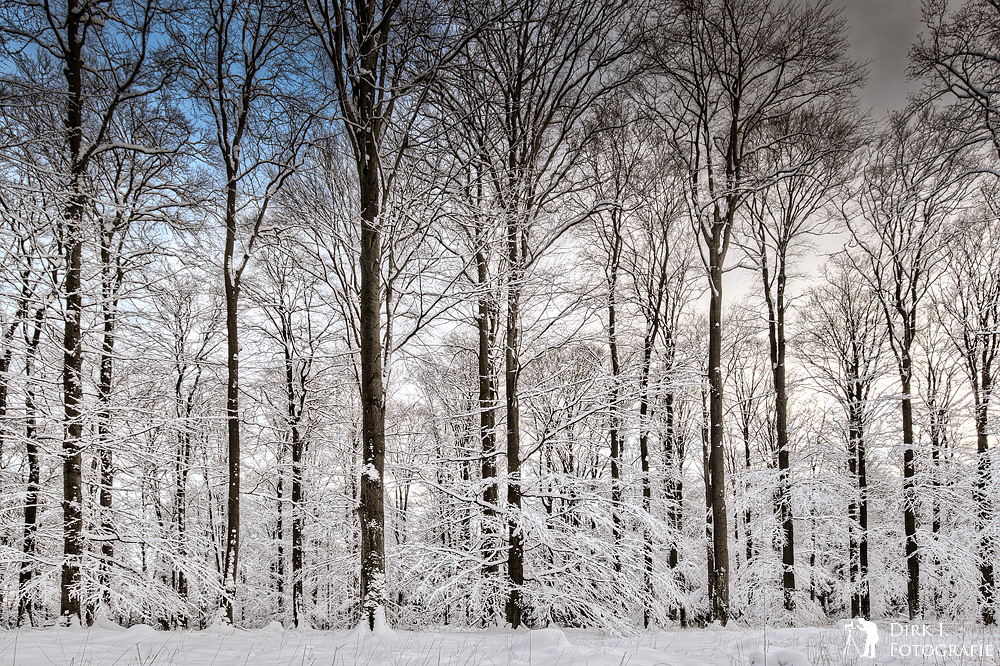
[727,2,929,295]
[837,0,926,116]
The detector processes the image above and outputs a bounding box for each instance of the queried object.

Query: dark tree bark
[306,0,408,628]
[59,0,87,623]
[18,302,45,626]
[800,259,883,620]
[476,227,501,624]
[940,219,1000,625]
[849,111,969,620]
[221,175,242,620]
[706,235,730,621]
[504,222,525,627]
[606,208,624,575]
[95,224,124,612]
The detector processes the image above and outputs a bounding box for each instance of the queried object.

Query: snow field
[0,622,998,666]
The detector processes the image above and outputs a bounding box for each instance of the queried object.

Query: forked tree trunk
[762,249,795,611]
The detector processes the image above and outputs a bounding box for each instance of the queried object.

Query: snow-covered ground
[0,621,997,666]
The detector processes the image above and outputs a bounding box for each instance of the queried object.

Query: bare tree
[913,0,1000,169]
[847,108,972,619]
[447,0,639,628]
[743,103,862,612]
[917,321,961,617]
[650,0,860,623]
[250,239,333,627]
[0,184,58,626]
[86,94,189,616]
[174,0,313,621]
[798,256,886,620]
[303,0,433,628]
[143,271,222,622]
[1,0,166,624]
[938,211,1000,624]
[584,104,695,624]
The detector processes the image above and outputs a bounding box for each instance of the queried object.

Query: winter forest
[1,0,1000,660]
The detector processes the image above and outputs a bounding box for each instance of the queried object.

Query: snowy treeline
[0,0,998,633]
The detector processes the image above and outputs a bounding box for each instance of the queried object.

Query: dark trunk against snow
[476,236,500,624]
[60,0,87,623]
[899,349,920,619]
[18,305,44,626]
[357,128,387,629]
[607,210,623,575]
[707,230,730,624]
[504,218,524,628]
[222,175,241,623]
[975,387,995,625]
[97,232,119,611]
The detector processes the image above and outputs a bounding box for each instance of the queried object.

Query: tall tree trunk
[900,350,920,619]
[476,240,500,625]
[0,336,14,460]
[172,363,198,611]
[280,312,306,627]
[742,410,753,571]
[18,306,44,626]
[305,0,399,630]
[664,388,685,626]
[638,359,652,627]
[357,127,387,630]
[291,418,305,628]
[847,403,862,617]
[275,450,285,615]
[222,177,241,623]
[858,405,870,619]
[975,387,995,625]
[96,236,118,611]
[701,386,716,617]
[607,214,623,575]
[61,0,87,623]
[763,253,795,611]
[707,241,730,624]
[504,236,524,628]
[174,421,190,600]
